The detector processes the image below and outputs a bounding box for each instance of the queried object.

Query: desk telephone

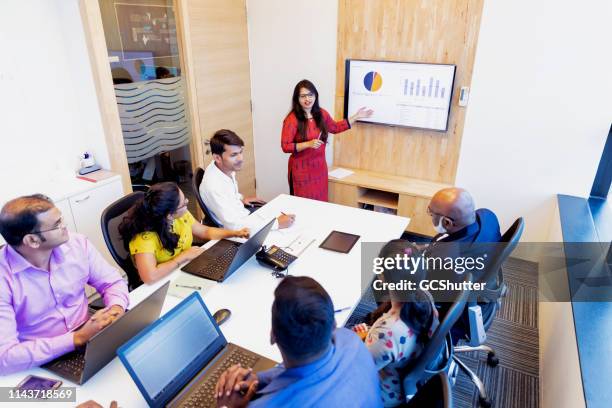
[256,245,297,271]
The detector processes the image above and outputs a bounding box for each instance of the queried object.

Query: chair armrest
[467,304,487,346]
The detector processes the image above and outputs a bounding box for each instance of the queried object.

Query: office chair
[100,191,145,291]
[405,372,453,408]
[453,217,525,407]
[131,183,150,192]
[192,167,221,228]
[400,273,472,405]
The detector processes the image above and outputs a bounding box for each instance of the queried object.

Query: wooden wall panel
[180,0,256,197]
[334,0,484,185]
[398,194,436,236]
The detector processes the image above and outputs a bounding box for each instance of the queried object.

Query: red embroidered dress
[281,109,350,201]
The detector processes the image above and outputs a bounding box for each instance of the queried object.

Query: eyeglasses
[299,92,315,100]
[32,217,67,234]
[426,207,455,223]
[176,198,189,212]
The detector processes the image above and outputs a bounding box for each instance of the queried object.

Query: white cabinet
[68,180,123,267]
[53,199,77,233]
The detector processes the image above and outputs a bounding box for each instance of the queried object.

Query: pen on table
[296,238,316,257]
[334,306,351,313]
[175,284,202,290]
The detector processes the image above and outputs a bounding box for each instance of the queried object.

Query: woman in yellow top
[118,182,249,284]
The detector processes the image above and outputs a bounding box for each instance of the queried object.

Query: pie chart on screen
[363,71,383,92]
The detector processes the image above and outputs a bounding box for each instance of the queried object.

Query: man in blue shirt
[425,187,501,283]
[214,276,383,408]
[426,187,502,343]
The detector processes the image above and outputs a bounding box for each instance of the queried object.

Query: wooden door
[177,0,256,197]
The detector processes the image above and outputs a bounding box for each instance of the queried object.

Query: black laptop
[117,291,277,408]
[181,218,275,282]
[42,282,169,384]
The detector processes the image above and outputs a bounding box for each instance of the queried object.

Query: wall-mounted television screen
[344,59,456,131]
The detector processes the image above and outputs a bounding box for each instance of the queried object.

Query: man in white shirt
[200,129,295,230]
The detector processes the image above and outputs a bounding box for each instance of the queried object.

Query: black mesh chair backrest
[100,191,145,291]
[469,217,525,331]
[477,217,525,286]
[401,273,472,397]
[501,217,525,248]
[475,217,525,303]
[192,167,221,228]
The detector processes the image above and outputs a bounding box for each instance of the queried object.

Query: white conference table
[0,194,408,407]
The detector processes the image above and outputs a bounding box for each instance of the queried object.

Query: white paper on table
[328,168,354,179]
[168,274,216,299]
[266,233,316,257]
[283,235,317,256]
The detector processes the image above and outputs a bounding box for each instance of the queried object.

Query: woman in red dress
[281,79,372,201]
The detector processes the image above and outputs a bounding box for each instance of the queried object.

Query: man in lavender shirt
[0,194,129,375]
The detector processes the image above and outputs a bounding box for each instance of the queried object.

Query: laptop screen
[118,293,223,404]
[225,218,276,278]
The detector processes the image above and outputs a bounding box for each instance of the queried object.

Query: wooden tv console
[328,167,451,236]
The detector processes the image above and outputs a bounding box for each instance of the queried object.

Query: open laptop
[181,218,275,282]
[117,291,277,408]
[42,282,169,384]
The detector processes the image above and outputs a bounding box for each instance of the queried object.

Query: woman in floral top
[354,240,439,407]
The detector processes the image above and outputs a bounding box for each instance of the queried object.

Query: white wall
[0,0,110,197]
[456,0,612,242]
[246,0,338,200]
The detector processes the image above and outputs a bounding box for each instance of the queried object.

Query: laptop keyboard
[181,348,259,408]
[344,286,377,328]
[52,350,86,377]
[195,245,238,280]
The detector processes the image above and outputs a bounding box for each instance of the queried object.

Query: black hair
[379,239,436,345]
[155,66,172,79]
[118,182,181,253]
[0,194,54,246]
[271,276,334,360]
[288,79,328,143]
[210,129,245,156]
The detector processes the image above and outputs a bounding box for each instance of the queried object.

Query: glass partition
[99,0,195,210]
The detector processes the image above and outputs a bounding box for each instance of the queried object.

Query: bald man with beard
[426,187,500,247]
[364,188,501,346]
[423,187,501,285]
[424,188,501,344]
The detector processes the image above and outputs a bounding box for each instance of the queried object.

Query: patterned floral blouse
[364,297,439,407]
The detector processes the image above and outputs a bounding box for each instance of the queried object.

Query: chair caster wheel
[479,396,492,408]
[487,352,499,367]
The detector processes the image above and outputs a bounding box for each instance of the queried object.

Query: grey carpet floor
[453,257,539,408]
